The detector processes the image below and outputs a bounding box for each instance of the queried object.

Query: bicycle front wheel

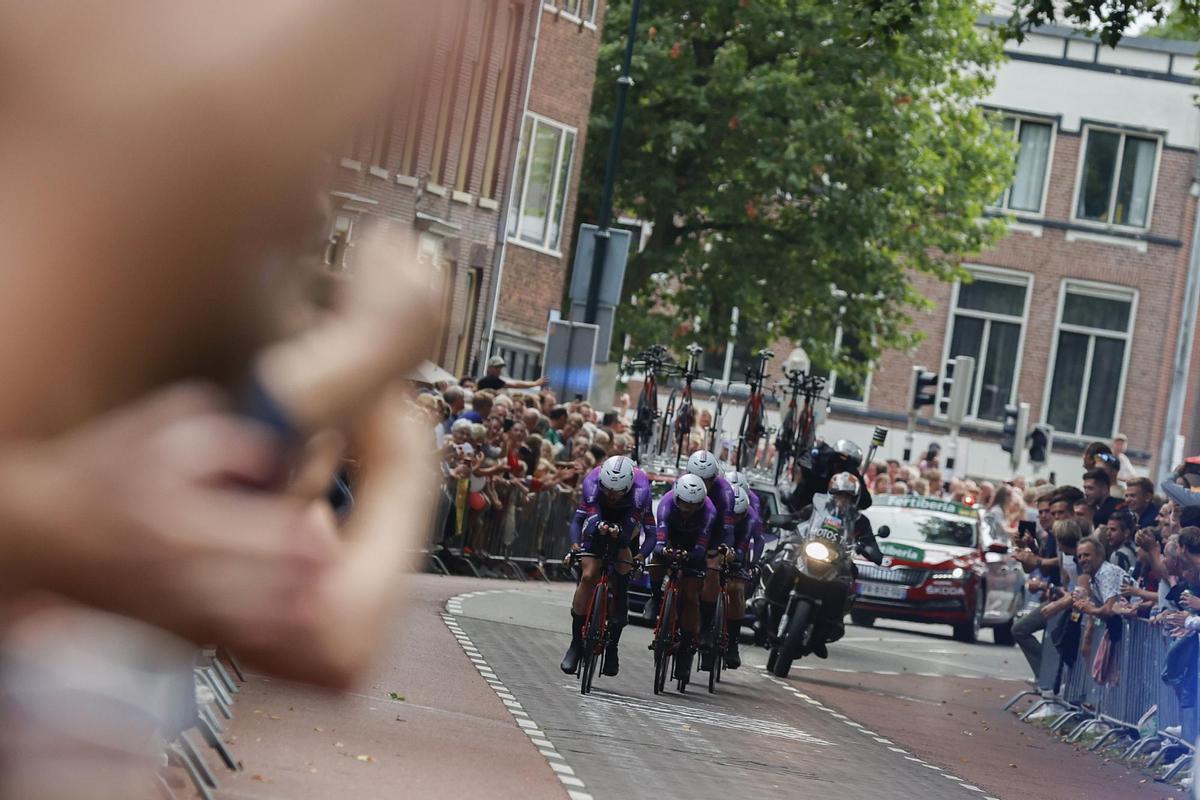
[709,590,726,694]
[580,582,606,695]
[652,587,675,695]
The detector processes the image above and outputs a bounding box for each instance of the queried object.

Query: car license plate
[856,581,908,600]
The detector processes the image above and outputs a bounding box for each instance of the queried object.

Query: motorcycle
[751,494,888,678]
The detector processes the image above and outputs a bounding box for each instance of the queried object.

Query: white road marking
[549,762,575,775]
[559,776,586,788]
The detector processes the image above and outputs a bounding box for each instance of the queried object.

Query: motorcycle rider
[560,456,651,676]
[640,474,716,681]
[788,438,883,566]
[719,485,762,669]
[807,471,878,658]
[684,451,739,670]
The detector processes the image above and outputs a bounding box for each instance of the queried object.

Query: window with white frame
[1045,283,1136,438]
[561,0,581,17]
[1075,127,1159,229]
[995,116,1053,214]
[507,114,576,253]
[495,343,544,382]
[941,270,1030,423]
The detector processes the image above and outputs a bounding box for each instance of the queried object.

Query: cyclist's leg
[601,545,633,676]
[645,560,666,621]
[724,576,746,668]
[674,572,703,679]
[561,539,605,674]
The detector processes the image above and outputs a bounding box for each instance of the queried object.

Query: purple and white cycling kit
[731,506,765,575]
[569,465,654,550]
[644,490,717,574]
[705,474,737,548]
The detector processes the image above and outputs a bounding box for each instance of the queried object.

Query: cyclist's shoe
[561,640,584,674]
[561,613,586,674]
[673,635,695,681]
[724,638,742,670]
[601,644,620,677]
[699,645,715,673]
[811,639,829,659]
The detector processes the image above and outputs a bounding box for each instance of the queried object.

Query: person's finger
[153,413,285,486]
[288,429,347,502]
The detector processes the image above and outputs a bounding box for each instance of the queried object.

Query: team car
[850,495,1024,644]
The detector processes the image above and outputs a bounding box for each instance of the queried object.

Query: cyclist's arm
[568,501,597,547]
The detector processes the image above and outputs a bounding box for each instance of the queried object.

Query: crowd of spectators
[416,358,642,560]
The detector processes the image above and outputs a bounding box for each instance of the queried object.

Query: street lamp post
[583,0,643,340]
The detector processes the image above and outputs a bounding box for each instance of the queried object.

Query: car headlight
[804,540,832,562]
[931,567,966,580]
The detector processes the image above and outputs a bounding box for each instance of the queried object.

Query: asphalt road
[449,583,1018,800]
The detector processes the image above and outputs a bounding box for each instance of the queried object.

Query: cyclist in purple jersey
[639,474,716,680]
[686,451,738,666]
[561,456,643,676]
[718,486,762,668]
[726,470,762,517]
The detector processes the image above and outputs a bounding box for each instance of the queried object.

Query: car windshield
[866,508,977,548]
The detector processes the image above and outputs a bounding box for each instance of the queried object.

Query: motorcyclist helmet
[832,439,863,471]
[733,485,750,515]
[686,450,720,481]
[674,474,708,508]
[828,471,860,496]
[599,455,635,493]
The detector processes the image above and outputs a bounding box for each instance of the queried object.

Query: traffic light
[909,366,938,414]
[1029,423,1053,465]
[941,355,975,426]
[1000,404,1019,453]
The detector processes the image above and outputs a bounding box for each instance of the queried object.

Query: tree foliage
[1004,0,1200,46]
[581,0,1013,382]
[1143,1,1200,41]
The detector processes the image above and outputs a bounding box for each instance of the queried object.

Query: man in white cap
[477,354,549,391]
[1112,433,1140,484]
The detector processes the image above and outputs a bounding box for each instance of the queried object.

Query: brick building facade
[486,0,608,381]
[816,22,1200,481]
[323,0,605,381]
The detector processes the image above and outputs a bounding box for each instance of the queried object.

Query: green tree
[581,0,1013,382]
[1143,1,1200,40]
[1004,0,1200,46]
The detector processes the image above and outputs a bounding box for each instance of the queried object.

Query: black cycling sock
[726,617,743,644]
[608,623,624,647]
[611,572,630,626]
[699,601,717,641]
[651,581,664,608]
[570,611,585,645]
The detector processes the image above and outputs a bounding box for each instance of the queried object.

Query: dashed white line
[444,589,595,800]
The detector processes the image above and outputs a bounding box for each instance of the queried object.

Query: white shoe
[1164,724,1182,737]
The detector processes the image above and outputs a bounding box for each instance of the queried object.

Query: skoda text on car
[851,495,1024,644]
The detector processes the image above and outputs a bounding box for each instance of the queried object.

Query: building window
[561,0,582,17]
[1075,127,1159,229]
[507,114,577,253]
[496,344,544,382]
[995,116,1053,214]
[1045,283,1136,438]
[941,269,1030,423]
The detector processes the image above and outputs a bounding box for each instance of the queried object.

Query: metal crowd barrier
[427,477,579,582]
[1005,616,1198,784]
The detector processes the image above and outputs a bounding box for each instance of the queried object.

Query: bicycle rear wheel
[674,400,692,468]
[580,582,606,695]
[652,586,675,695]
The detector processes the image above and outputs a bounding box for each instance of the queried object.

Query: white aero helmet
[726,470,748,491]
[674,474,708,505]
[599,455,636,492]
[832,439,863,470]
[829,471,861,496]
[687,450,720,480]
[733,485,750,515]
